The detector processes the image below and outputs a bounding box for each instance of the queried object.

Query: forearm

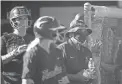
[22,79,34,84]
[2,45,26,64]
[2,52,15,64]
[67,73,88,82]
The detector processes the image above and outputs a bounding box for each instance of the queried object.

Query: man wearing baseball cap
[22,16,70,84]
[58,14,95,84]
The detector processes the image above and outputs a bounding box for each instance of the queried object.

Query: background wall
[40,7,84,28]
[1,1,118,35]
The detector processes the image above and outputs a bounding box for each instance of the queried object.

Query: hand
[22,79,34,84]
[13,44,27,56]
[83,69,96,79]
[17,44,27,52]
[76,70,90,81]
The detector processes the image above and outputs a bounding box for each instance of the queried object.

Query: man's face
[75,34,87,43]
[74,29,87,43]
[15,15,29,36]
[45,28,58,41]
[16,15,29,28]
[49,30,63,44]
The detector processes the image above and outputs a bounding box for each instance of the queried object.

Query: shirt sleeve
[22,47,38,79]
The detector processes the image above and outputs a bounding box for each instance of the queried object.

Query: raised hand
[13,44,28,56]
[83,58,96,79]
[83,69,96,79]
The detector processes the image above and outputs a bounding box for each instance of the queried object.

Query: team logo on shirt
[42,66,62,81]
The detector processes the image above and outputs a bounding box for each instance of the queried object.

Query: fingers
[83,69,96,80]
[19,45,27,49]
[76,70,90,81]
[17,44,27,52]
[13,44,28,56]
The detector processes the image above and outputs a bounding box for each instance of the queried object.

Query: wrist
[10,51,16,58]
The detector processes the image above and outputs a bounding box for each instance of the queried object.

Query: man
[58,13,95,84]
[1,6,31,84]
[22,16,70,84]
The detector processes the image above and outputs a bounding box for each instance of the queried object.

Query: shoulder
[1,32,12,42]
[26,38,39,52]
[1,32,9,39]
[1,33,17,41]
[2,32,15,37]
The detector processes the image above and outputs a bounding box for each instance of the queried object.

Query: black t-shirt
[1,33,25,84]
[22,40,69,84]
[58,38,92,84]
[58,38,92,74]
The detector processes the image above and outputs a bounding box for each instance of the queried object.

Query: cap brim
[49,25,66,31]
[66,27,92,37]
[67,27,82,33]
[65,27,80,37]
